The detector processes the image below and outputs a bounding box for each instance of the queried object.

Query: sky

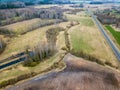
[70,0,120,2]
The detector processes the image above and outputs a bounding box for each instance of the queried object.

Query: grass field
[105,25,120,46]
[66,13,118,67]
[0,21,69,85]
[65,13,94,27]
[0,51,65,83]
[0,22,68,61]
[0,18,56,35]
[34,5,58,9]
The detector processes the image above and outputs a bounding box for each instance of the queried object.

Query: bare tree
[0,37,3,48]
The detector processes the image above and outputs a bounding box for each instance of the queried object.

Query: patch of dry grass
[66,13,118,68]
[0,22,69,61]
[0,18,55,35]
[34,5,58,9]
[0,51,65,83]
[0,21,69,86]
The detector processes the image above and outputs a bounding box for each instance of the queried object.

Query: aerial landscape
[0,0,120,90]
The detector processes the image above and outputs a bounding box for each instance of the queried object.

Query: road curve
[87,9,120,61]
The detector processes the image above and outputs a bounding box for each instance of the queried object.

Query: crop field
[105,25,120,46]
[66,13,118,67]
[0,18,56,35]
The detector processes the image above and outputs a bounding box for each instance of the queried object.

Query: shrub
[61,46,68,51]
[105,61,117,68]
[0,72,37,88]
[0,37,6,54]
[0,28,15,35]
[70,49,105,66]
[65,31,71,51]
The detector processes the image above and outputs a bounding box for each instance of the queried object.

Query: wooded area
[0,7,64,26]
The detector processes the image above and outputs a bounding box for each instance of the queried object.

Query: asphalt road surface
[87,9,120,61]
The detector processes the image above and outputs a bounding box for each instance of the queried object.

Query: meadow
[0,21,69,87]
[0,22,68,61]
[66,12,119,68]
[0,18,57,35]
[105,25,120,46]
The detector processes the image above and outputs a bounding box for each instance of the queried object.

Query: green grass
[70,31,93,53]
[105,25,120,46]
[67,15,118,67]
[65,14,94,27]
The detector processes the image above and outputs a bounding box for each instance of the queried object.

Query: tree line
[23,27,64,67]
[0,2,25,9]
[0,8,64,26]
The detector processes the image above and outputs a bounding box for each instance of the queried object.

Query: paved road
[87,9,120,61]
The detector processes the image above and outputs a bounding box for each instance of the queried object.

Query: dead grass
[12,54,120,90]
[0,21,69,86]
[0,18,55,35]
[34,5,58,9]
[0,51,65,83]
[0,22,69,61]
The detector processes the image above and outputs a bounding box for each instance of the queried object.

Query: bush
[105,61,117,68]
[70,49,105,66]
[0,72,37,88]
[0,28,15,35]
[0,37,6,54]
[61,46,68,51]
[46,27,64,46]
[65,31,71,51]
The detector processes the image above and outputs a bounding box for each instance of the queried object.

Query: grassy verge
[105,25,120,46]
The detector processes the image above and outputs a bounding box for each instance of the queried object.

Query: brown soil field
[7,54,120,90]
